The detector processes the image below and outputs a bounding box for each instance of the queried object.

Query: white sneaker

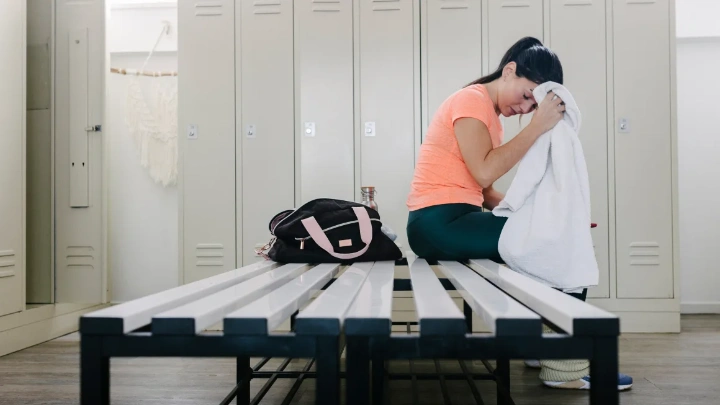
[524,359,541,369]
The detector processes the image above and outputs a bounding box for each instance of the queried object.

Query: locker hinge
[85,125,102,132]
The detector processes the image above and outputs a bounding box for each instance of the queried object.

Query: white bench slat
[224,263,341,335]
[80,260,280,334]
[343,261,395,336]
[468,259,619,336]
[294,262,373,335]
[437,261,542,336]
[151,263,310,335]
[410,257,466,335]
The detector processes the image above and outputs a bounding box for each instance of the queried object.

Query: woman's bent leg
[406,204,507,261]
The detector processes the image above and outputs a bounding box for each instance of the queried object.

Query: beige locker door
[486,0,544,193]
[238,0,295,266]
[548,0,609,298]
[423,0,483,132]
[358,0,418,250]
[55,0,105,302]
[179,0,236,282]
[613,0,673,298]
[296,0,354,203]
[0,0,25,316]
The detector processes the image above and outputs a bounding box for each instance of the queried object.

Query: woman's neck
[482,81,502,116]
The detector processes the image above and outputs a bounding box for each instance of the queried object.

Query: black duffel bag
[257,198,402,263]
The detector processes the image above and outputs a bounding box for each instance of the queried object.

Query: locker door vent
[626,0,656,4]
[563,0,593,6]
[195,1,224,17]
[628,242,660,266]
[440,0,470,10]
[196,243,225,267]
[372,0,401,12]
[312,0,341,12]
[253,0,282,15]
[66,245,95,271]
[0,250,16,278]
[500,0,530,7]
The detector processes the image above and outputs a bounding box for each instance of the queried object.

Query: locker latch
[85,125,102,132]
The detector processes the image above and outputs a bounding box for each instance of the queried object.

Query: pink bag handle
[300,207,373,260]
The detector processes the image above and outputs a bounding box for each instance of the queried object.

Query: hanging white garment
[492,81,598,291]
[122,23,178,187]
[125,74,178,186]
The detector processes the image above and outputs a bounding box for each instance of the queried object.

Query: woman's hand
[528,91,566,135]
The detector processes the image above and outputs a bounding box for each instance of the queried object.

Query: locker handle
[85,125,102,132]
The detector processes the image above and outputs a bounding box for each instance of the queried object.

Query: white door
[358,0,419,250]
[55,0,106,303]
[485,0,544,194]
[239,0,294,266]
[548,0,610,298]
[0,0,26,317]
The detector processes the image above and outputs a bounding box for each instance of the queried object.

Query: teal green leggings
[406,203,507,262]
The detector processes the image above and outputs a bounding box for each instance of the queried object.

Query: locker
[238,0,295,266]
[613,0,673,298]
[485,0,544,193]
[422,0,483,132]
[295,0,355,204]
[179,0,236,282]
[0,0,24,316]
[55,0,104,303]
[548,0,609,297]
[358,0,419,250]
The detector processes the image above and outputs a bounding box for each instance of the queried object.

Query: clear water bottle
[360,186,378,212]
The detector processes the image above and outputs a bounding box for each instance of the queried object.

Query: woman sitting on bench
[405,36,632,392]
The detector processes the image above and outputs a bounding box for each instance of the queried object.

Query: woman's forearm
[476,122,543,188]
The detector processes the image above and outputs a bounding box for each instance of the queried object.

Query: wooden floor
[1,315,718,405]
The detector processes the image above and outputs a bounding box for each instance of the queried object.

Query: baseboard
[615,311,681,333]
[681,301,720,314]
[0,303,108,357]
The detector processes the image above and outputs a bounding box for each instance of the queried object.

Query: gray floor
[1,315,718,405]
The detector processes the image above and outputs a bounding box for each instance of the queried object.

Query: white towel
[492,81,598,291]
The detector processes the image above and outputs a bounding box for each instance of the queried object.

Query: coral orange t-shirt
[407,84,504,211]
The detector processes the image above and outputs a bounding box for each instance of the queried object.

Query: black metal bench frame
[80,260,619,405]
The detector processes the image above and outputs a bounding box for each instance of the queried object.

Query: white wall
[107,0,178,302]
[676,0,720,313]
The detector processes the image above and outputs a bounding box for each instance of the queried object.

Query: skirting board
[0,303,108,357]
[681,302,720,314]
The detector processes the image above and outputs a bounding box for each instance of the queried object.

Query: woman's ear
[502,61,517,80]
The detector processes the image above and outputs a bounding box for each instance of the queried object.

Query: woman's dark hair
[466,37,563,86]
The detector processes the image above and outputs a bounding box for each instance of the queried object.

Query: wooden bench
[79,255,619,405]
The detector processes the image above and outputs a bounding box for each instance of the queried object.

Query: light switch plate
[187,124,198,139]
[246,124,256,138]
[364,122,376,137]
[304,122,315,137]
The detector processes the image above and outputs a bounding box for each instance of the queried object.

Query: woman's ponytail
[465,36,562,87]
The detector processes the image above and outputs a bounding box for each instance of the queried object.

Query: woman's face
[498,62,539,118]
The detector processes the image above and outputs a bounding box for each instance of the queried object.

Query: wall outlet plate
[188,124,198,139]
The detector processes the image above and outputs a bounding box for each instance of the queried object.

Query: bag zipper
[296,218,381,248]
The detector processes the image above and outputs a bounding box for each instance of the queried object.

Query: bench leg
[590,337,619,405]
[236,357,250,405]
[315,337,340,405]
[496,358,511,405]
[372,356,385,405]
[346,337,370,405]
[80,335,109,405]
